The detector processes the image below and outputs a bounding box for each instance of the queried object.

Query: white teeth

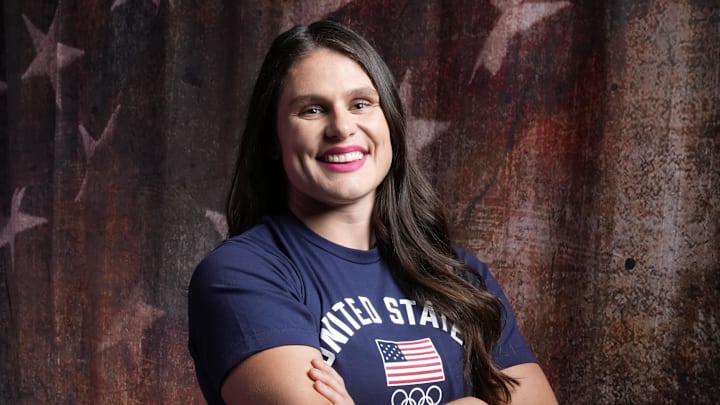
[322,151,364,163]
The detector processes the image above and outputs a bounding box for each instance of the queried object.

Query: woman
[188,19,558,405]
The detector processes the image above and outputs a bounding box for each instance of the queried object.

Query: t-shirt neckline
[275,210,382,264]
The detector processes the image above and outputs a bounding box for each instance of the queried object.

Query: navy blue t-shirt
[188,211,536,405]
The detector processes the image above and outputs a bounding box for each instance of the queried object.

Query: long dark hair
[226,19,518,404]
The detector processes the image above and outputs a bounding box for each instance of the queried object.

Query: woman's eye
[301,106,323,115]
[352,101,371,110]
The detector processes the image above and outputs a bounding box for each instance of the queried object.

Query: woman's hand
[308,358,355,405]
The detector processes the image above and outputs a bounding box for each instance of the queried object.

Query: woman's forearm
[445,398,489,405]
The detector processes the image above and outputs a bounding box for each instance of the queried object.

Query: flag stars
[400,69,450,160]
[76,105,122,202]
[0,187,48,269]
[98,286,165,366]
[471,0,571,80]
[279,0,354,32]
[379,342,406,362]
[204,209,228,239]
[386,349,403,361]
[21,8,85,108]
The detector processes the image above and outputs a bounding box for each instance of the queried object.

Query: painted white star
[111,0,175,12]
[205,209,228,239]
[279,0,354,32]
[76,105,122,202]
[399,69,450,159]
[471,0,571,80]
[98,285,165,366]
[21,9,85,108]
[0,187,48,268]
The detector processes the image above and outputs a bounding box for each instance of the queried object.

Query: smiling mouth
[318,151,365,163]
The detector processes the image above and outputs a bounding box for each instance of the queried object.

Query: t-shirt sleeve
[188,236,319,404]
[454,248,538,369]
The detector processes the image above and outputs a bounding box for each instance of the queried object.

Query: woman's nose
[325,110,356,139]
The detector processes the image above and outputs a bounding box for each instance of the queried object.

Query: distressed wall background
[1,0,718,403]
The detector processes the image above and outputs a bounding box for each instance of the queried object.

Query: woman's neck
[288,199,375,250]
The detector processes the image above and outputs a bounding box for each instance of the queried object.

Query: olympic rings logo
[390,385,443,405]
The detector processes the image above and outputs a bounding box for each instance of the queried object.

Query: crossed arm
[220,345,558,405]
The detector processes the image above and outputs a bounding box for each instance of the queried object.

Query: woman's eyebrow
[287,87,379,108]
[287,94,324,109]
[346,86,379,99]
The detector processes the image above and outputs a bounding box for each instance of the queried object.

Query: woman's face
[275,48,392,214]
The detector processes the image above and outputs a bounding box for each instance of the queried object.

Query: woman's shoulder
[190,218,293,286]
[215,221,281,257]
[451,245,511,302]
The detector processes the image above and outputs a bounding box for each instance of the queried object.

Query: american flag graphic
[375,338,445,386]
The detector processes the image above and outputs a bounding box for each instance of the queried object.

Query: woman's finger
[308,360,345,393]
[308,359,354,405]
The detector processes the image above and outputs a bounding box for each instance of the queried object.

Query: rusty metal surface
[1,0,718,403]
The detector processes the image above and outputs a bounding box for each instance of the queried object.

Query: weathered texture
[1,0,718,403]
